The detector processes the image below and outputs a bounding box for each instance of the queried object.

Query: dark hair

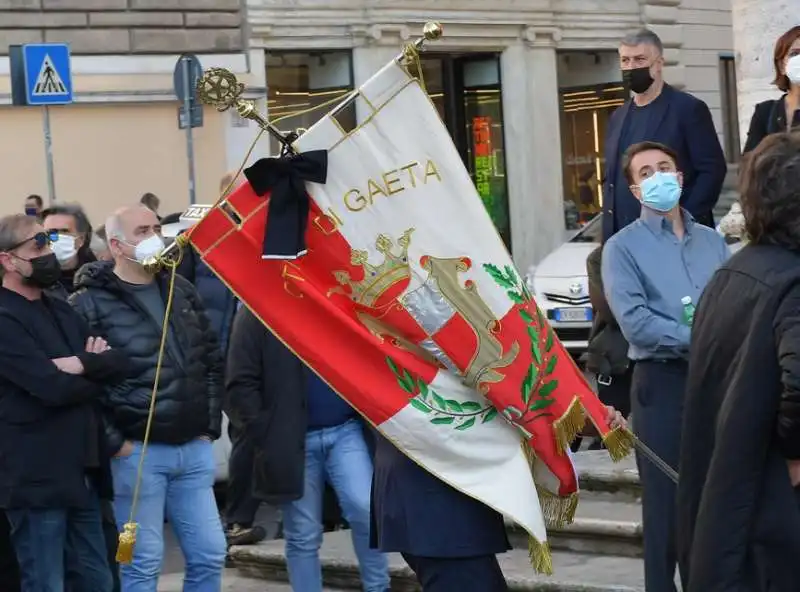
[622,141,680,186]
[740,131,800,247]
[773,26,800,92]
[140,192,160,210]
[41,203,93,256]
[25,194,43,208]
[95,224,106,242]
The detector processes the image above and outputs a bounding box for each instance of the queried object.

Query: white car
[526,216,601,358]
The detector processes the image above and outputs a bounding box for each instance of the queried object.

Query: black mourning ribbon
[243,150,328,259]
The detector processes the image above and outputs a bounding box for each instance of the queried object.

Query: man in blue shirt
[602,140,728,592]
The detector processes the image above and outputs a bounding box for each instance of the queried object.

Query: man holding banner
[166,24,634,587]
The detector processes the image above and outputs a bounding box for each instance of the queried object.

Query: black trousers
[225,429,261,527]
[632,360,686,592]
[402,553,508,591]
[0,510,20,592]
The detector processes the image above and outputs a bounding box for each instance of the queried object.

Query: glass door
[461,57,510,248]
[420,54,510,249]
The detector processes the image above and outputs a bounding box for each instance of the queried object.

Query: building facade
[732,0,793,148]
[0,0,266,226]
[249,0,737,272]
[0,0,738,271]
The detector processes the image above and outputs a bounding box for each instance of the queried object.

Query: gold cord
[116,259,180,564]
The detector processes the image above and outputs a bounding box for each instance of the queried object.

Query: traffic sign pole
[42,106,56,204]
[182,57,197,205]
[10,43,74,203]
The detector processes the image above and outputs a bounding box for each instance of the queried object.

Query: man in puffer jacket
[70,204,226,592]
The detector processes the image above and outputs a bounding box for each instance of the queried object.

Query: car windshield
[569,214,603,243]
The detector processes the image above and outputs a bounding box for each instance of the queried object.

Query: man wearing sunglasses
[0,214,129,592]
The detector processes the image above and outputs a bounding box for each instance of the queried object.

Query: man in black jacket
[70,205,227,591]
[41,203,96,297]
[0,214,128,591]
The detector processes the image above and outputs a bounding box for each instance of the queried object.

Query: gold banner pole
[143,21,443,274]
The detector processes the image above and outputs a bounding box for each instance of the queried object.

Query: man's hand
[114,441,134,458]
[51,356,84,375]
[606,405,628,431]
[85,336,110,354]
[581,405,628,437]
[788,459,800,487]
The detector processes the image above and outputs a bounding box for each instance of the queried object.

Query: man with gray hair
[602,28,726,240]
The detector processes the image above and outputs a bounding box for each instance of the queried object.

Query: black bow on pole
[243,150,328,259]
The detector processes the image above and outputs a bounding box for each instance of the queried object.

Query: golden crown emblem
[333,229,414,307]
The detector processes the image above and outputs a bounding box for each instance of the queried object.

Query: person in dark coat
[224,306,389,591]
[585,244,632,418]
[41,203,97,298]
[742,26,800,154]
[677,132,800,591]
[602,28,726,240]
[0,214,128,592]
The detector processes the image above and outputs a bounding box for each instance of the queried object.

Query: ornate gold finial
[423,22,444,42]
[331,229,415,307]
[196,67,245,112]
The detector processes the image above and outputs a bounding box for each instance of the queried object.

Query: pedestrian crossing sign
[22,44,73,106]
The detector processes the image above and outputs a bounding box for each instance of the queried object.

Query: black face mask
[21,253,62,289]
[622,67,654,94]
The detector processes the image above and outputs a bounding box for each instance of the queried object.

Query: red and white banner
[188,60,630,573]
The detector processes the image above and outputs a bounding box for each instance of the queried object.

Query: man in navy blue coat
[602,28,726,240]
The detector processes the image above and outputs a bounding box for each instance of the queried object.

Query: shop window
[559,84,627,227]
[420,54,511,248]
[719,55,741,163]
[265,51,355,154]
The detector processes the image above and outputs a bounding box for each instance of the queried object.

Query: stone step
[506,498,642,557]
[573,450,641,502]
[229,530,645,591]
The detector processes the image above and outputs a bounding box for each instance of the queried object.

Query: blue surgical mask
[639,172,681,212]
[24,207,38,217]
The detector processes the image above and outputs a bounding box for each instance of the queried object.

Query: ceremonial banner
[189,61,630,571]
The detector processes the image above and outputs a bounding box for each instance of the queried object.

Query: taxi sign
[179,204,213,222]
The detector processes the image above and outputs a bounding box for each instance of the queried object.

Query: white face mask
[786,54,800,85]
[52,234,77,264]
[132,234,164,264]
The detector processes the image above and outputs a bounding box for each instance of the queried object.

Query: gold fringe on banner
[537,485,579,528]
[529,537,554,575]
[603,426,636,462]
[552,396,586,454]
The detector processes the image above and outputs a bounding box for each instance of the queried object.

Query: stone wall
[0,0,245,54]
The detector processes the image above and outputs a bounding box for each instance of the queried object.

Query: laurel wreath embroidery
[386,358,498,430]
[483,263,558,436]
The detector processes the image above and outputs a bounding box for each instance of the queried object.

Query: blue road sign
[22,43,73,106]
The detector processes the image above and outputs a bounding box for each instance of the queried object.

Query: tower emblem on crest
[331,229,519,392]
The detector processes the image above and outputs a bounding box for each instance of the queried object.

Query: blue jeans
[111,439,226,592]
[282,419,389,592]
[7,489,112,592]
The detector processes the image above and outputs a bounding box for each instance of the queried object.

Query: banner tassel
[529,536,554,575]
[536,485,579,528]
[603,426,635,462]
[552,397,586,454]
[116,522,137,564]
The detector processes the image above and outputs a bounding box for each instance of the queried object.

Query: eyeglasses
[5,230,58,252]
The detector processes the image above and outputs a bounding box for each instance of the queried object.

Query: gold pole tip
[423,22,444,41]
